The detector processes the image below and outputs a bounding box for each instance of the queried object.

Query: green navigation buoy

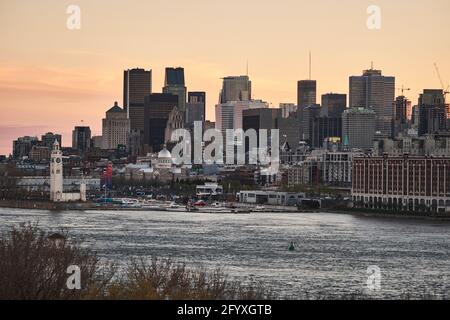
[288,242,295,251]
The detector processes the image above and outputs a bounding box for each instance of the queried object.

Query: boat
[163,202,187,212]
[252,205,267,212]
[288,242,295,251]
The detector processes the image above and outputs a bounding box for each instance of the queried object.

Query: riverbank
[1,199,450,221]
[329,207,450,221]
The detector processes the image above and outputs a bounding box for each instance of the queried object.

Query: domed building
[156,147,173,169]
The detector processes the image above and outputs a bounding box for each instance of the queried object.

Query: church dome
[158,148,172,159]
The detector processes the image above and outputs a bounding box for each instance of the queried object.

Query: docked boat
[163,202,187,212]
[197,205,251,214]
[252,205,267,212]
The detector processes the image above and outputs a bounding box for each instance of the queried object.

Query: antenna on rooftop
[309,51,312,80]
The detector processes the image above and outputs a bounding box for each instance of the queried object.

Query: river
[0,208,449,299]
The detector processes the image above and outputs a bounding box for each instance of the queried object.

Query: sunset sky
[1,0,449,154]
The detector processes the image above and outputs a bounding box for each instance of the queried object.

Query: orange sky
[1,0,449,155]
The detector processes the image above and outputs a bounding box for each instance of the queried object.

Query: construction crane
[433,63,450,97]
[396,86,411,96]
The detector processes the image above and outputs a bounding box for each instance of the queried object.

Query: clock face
[56,158,61,163]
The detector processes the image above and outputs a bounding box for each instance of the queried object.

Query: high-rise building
[349,68,395,137]
[279,103,297,118]
[392,95,412,137]
[321,93,347,117]
[143,93,179,153]
[185,91,206,128]
[102,102,130,149]
[220,76,251,103]
[418,89,448,136]
[352,155,450,213]
[215,100,269,133]
[342,107,376,150]
[12,136,39,159]
[163,67,187,112]
[297,80,317,108]
[311,116,342,149]
[216,100,268,158]
[72,126,91,153]
[242,108,276,153]
[123,68,152,131]
[276,110,302,151]
[301,104,321,143]
[40,132,62,149]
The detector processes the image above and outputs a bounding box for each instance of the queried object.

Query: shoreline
[1,199,450,221]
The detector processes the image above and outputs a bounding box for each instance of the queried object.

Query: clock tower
[50,140,63,201]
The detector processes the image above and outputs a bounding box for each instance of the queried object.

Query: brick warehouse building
[352,155,450,213]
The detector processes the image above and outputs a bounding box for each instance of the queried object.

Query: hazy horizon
[1,0,449,154]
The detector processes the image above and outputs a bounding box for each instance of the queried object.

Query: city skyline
[1,0,450,154]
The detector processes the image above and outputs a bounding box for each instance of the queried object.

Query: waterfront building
[342,107,376,150]
[238,190,305,206]
[196,183,223,197]
[102,102,130,150]
[50,141,86,202]
[349,67,395,138]
[287,149,359,187]
[163,67,187,112]
[352,155,450,213]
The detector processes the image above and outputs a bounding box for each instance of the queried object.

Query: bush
[0,223,112,300]
[101,258,271,300]
[0,224,271,300]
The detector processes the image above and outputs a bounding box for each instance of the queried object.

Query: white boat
[252,205,267,212]
[163,202,187,212]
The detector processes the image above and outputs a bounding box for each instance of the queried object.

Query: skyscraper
[185,91,206,128]
[102,102,130,149]
[342,107,376,150]
[72,126,91,153]
[392,95,412,137]
[220,76,251,103]
[123,68,152,131]
[321,93,347,117]
[41,132,62,149]
[143,93,179,153]
[349,68,395,137]
[12,136,39,159]
[418,89,448,136]
[163,67,187,112]
[297,80,317,108]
